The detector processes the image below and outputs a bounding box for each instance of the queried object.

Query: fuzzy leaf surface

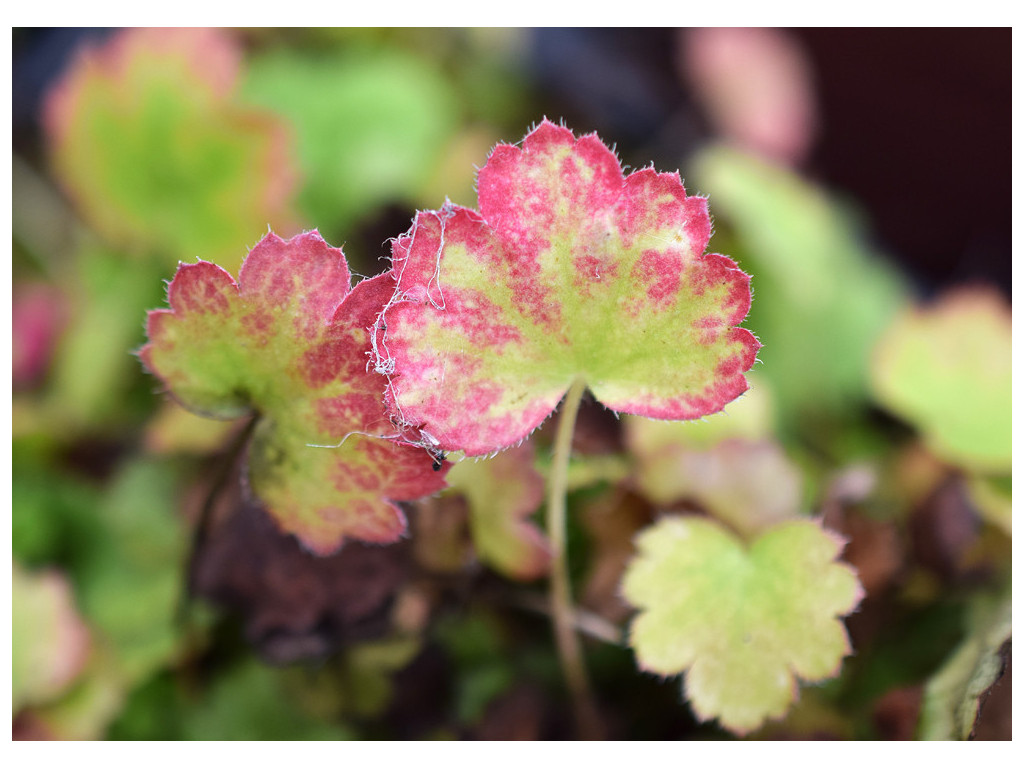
[141,230,447,553]
[622,373,776,453]
[622,515,863,735]
[871,287,1011,473]
[378,120,759,456]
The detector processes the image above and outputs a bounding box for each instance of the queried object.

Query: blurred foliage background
[11,27,1011,740]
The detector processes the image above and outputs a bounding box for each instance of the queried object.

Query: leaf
[181,657,357,740]
[918,587,1011,740]
[621,515,863,735]
[626,432,804,539]
[12,438,103,566]
[433,612,518,726]
[341,635,422,718]
[43,27,299,272]
[377,120,759,457]
[693,146,907,424]
[47,244,168,431]
[445,443,550,580]
[74,458,188,685]
[12,563,91,712]
[683,28,817,165]
[240,46,459,240]
[192,493,413,665]
[623,372,776,453]
[871,287,1011,473]
[140,230,448,553]
[20,648,127,741]
[12,282,67,390]
[579,490,653,623]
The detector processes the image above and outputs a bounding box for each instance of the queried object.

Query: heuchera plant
[142,120,862,736]
[140,231,448,554]
[45,27,298,272]
[375,120,759,456]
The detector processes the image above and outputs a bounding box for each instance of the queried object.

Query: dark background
[526,28,1011,298]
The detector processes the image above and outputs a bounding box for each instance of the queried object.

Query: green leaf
[918,588,1011,740]
[445,443,550,580]
[621,515,863,735]
[871,287,1011,473]
[433,612,517,725]
[75,458,186,686]
[181,657,357,740]
[693,146,908,424]
[44,28,299,272]
[12,438,103,566]
[47,245,167,431]
[240,46,459,241]
[378,120,759,457]
[341,635,422,718]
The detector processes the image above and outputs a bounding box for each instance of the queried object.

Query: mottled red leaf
[141,230,447,553]
[375,120,759,457]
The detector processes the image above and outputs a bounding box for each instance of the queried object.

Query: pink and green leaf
[13,563,92,712]
[377,120,760,457]
[621,515,863,735]
[44,27,299,272]
[692,146,908,423]
[622,373,775,453]
[141,230,447,553]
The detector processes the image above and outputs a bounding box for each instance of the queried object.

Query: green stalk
[547,376,601,738]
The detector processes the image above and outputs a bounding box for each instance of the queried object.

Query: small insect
[418,430,446,470]
[431,451,446,472]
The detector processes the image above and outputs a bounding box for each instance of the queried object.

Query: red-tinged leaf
[13,563,92,712]
[43,28,299,272]
[376,120,759,457]
[140,230,447,553]
[12,283,67,389]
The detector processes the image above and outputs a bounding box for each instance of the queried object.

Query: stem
[176,412,259,626]
[547,377,601,738]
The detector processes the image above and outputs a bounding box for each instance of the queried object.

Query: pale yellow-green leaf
[622,515,862,735]
[871,288,1010,473]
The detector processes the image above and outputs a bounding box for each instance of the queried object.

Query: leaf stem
[547,376,601,738]
[176,412,259,626]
